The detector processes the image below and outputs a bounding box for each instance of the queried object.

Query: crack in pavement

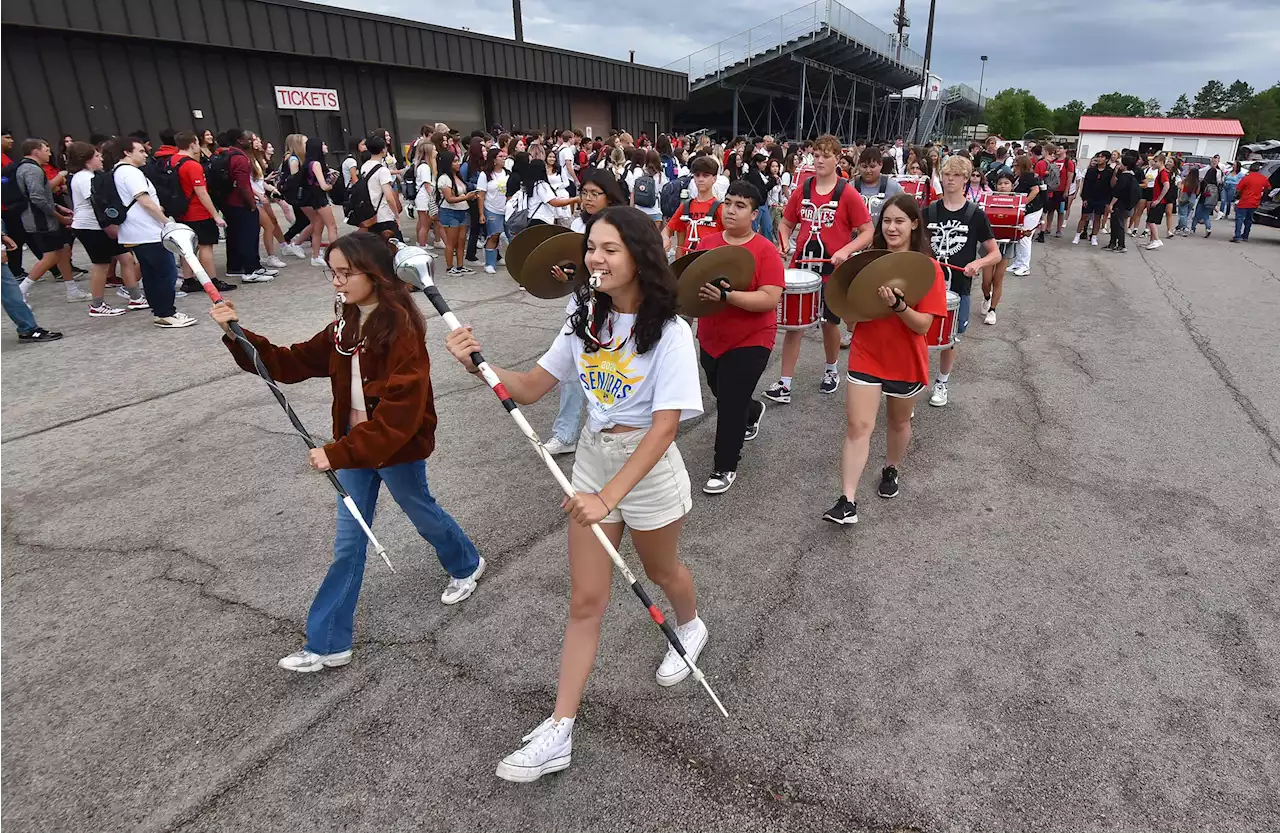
[1236,251,1279,284]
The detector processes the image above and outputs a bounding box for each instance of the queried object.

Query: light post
[972,55,987,140]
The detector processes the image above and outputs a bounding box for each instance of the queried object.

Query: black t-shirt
[925,200,994,296]
[1014,172,1045,213]
[1112,170,1139,209]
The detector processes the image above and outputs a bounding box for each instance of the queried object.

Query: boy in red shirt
[171,131,234,293]
[764,134,873,402]
[1231,162,1271,243]
[662,155,724,256]
[1041,146,1075,238]
[692,180,785,495]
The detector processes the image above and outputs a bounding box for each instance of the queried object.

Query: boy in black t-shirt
[924,156,1002,408]
[1106,153,1140,252]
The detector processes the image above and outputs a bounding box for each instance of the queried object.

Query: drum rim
[782,269,824,292]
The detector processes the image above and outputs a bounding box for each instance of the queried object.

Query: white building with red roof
[1076,116,1244,161]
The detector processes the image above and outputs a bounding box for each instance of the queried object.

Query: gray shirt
[16,159,58,233]
[853,175,903,224]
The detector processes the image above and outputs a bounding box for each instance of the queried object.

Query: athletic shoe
[1090,236,1098,246]
[981,294,992,315]
[153,312,198,328]
[310,257,326,266]
[1114,247,1127,254]
[656,617,708,686]
[88,302,126,317]
[174,289,188,298]
[762,381,791,404]
[263,255,288,269]
[839,328,852,348]
[819,369,839,395]
[212,277,238,293]
[495,717,573,783]
[822,496,858,525]
[242,269,276,283]
[1054,230,1063,238]
[447,267,463,275]
[1072,233,1081,244]
[703,471,736,494]
[17,327,63,343]
[116,286,132,299]
[1204,231,1211,239]
[984,309,997,325]
[929,381,948,407]
[743,400,766,441]
[127,296,150,310]
[65,285,92,302]
[878,465,900,499]
[1145,240,1163,250]
[72,263,89,276]
[456,266,475,275]
[542,437,577,455]
[285,243,308,259]
[1128,228,1139,237]
[441,557,485,605]
[1009,266,1030,277]
[432,241,446,250]
[181,277,204,293]
[1230,237,1240,243]
[278,648,352,673]
[1034,231,1045,243]
[484,265,496,274]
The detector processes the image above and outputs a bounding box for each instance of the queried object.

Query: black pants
[700,345,771,473]
[3,210,27,272]
[465,199,482,260]
[283,203,310,243]
[224,204,261,275]
[1109,207,1130,249]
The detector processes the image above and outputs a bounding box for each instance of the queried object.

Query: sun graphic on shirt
[580,346,645,407]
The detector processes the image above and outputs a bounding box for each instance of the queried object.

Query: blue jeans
[1176,198,1195,230]
[1234,208,1256,241]
[306,458,480,654]
[752,207,774,241]
[126,241,178,318]
[551,381,585,444]
[1191,200,1213,232]
[2,262,38,334]
[1221,185,1235,217]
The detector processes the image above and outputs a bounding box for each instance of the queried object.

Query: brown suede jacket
[224,324,436,470]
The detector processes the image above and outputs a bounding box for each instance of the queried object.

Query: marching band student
[209,231,485,673]
[925,156,1001,408]
[824,193,947,525]
[690,180,784,494]
[445,206,706,783]
[982,172,1018,324]
[764,134,873,403]
[662,155,724,256]
[1008,154,1042,277]
[853,146,903,225]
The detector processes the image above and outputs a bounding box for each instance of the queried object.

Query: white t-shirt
[537,313,703,432]
[475,169,509,217]
[437,173,467,208]
[414,162,434,210]
[361,159,396,224]
[626,167,666,213]
[570,214,588,234]
[341,155,359,185]
[114,163,165,245]
[557,144,578,184]
[70,169,99,230]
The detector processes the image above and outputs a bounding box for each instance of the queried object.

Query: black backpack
[801,176,849,213]
[147,156,194,218]
[402,158,419,201]
[206,149,236,208]
[89,165,137,231]
[660,173,692,219]
[343,162,384,228]
[633,169,658,208]
[2,158,40,215]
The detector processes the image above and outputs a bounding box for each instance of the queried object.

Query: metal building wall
[486,80,573,136]
[613,98,673,140]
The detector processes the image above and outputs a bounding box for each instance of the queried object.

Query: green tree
[1193,79,1228,116]
[1144,97,1162,116]
[1167,94,1192,118]
[1237,84,1280,142]
[1224,80,1256,114]
[983,87,1028,138]
[1087,91,1147,117]
[1052,99,1086,134]
[1024,94,1053,135]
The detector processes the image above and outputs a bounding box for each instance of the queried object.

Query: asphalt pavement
[2,218,1278,833]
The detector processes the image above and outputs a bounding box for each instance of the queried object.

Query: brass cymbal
[822,249,893,323]
[504,224,570,284]
[841,250,939,323]
[675,245,757,318]
[519,232,587,299]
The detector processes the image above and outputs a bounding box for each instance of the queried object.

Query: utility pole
[513,0,523,42]
[970,55,987,140]
[914,0,937,144]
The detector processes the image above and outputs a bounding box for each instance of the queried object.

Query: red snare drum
[927,290,962,352]
[777,269,823,330]
[979,193,1027,241]
[896,175,932,207]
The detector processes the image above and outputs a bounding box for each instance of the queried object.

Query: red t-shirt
[847,261,948,386]
[782,177,872,275]
[1234,171,1269,209]
[666,196,724,255]
[693,231,785,358]
[173,156,213,222]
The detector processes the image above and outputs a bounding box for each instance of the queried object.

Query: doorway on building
[1137,138,1164,156]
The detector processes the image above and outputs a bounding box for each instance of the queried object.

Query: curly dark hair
[569,206,677,355]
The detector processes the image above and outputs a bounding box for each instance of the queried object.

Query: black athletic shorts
[187,217,221,246]
[1044,191,1064,213]
[846,370,926,398]
[1081,200,1109,216]
[1140,187,1153,202]
[822,299,840,325]
[73,228,123,264]
[1146,203,1167,225]
[28,229,69,258]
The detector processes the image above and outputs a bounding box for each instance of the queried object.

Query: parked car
[1251,160,1280,229]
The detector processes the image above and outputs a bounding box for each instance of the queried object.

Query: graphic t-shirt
[665,196,724,255]
[782,179,872,276]
[538,313,703,432]
[174,157,213,222]
[693,231,786,358]
[925,200,994,296]
[848,261,948,385]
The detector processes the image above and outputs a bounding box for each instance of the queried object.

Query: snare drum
[896,175,932,207]
[777,269,823,330]
[927,291,961,352]
[979,193,1027,241]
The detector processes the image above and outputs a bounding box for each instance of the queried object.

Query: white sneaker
[310,257,326,267]
[286,243,308,259]
[1009,266,1030,277]
[242,269,276,283]
[88,302,126,317]
[980,294,992,315]
[116,286,132,299]
[484,265,496,274]
[432,241,446,250]
[153,312,198,328]
[1145,240,1163,250]
[928,381,948,407]
[65,285,92,302]
[441,556,485,605]
[703,471,736,494]
[127,296,150,310]
[174,289,188,298]
[1072,233,1081,244]
[839,328,852,348]
[542,437,577,455]
[277,648,352,673]
[656,617,708,686]
[495,717,573,783]
[1090,236,1098,246]
[984,309,997,325]
[263,255,288,269]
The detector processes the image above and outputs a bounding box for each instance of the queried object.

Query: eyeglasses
[322,268,367,284]
[580,188,606,199]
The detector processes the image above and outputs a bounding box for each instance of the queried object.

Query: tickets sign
[274,86,340,111]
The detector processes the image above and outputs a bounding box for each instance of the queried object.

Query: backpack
[89,165,137,232]
[401,158,418,201]
[1042,160,1061,191]
[343,162,384,228]
[661,154,678,181]
[206,150,235,208]
[633,169,658,208]
[660,173,692,219]
[986,163,1011,191]
[148,156,193,219]
[505,186,543,237]
[2,158,40,215]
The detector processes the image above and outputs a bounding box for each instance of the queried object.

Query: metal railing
[664,0,924,84]
[944,83,981,107]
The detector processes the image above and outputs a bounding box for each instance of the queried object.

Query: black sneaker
[878,466,900,499]
[762,381,791,404]
[743,400,766,441]
[212,277,239,292]
[823,496,858,525]
[180,278,203,293]
[18,327,64,343]
[819,369,839,395]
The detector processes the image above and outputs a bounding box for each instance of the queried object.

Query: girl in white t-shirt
[474,148,510,273]
[410,139,438,248]
[627,149,667,228]
[444,206,707,784]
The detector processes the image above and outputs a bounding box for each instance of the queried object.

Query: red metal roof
[1077,116,1244,137]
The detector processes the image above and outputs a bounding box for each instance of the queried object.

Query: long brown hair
[326,232,426,355]
[872,193,932,255]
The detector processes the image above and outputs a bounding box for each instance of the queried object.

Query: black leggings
[700,345,771,473]
[283,203,311,243]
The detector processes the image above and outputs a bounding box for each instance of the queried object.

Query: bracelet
[596,493,612,514]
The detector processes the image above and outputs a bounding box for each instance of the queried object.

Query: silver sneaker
[441,556,485,605]
[278,648,352,673]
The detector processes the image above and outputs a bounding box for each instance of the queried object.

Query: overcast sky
[315,0,1279,110]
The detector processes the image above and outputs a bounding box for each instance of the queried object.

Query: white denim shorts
[570,427,692,531]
